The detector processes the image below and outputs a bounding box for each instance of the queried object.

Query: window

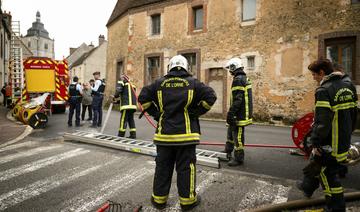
[28,42,31,48]
[193,6,203,30]
[146,56,161,85]
[44,43,48,49]
[247,56,255,69]
[242,0,256,21]
[116,60,123,88]
[325,37,356,78]
[182,53,198,78]
[151,14,161,35]
[352,0,360,4]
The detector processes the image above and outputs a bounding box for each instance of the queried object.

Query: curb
[0,110,33,148]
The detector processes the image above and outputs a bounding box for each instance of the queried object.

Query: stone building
[66,43,95,68]
[69,35,107,83]
[0,8,11,90]
[21,11,55,59]
[106,0,360,122]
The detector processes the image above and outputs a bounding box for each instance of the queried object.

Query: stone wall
[106,0,360,123]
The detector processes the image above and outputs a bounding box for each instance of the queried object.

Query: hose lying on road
[249,191,360,212]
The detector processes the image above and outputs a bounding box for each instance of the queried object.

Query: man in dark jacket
[91,72,105,127]
[113,76,137,138]
[138,55,217,211]
[67,76,83,127]
[297,59,357,212]
[223,58,253,166]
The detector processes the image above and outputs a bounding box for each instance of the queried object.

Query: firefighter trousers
[118,109,136,136]
[301,163,345,211]
[225,126,245,153]
[152,145,198,206]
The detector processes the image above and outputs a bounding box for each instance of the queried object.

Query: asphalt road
[1,109,359,211]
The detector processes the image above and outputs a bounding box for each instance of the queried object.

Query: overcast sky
[2,0,117,60]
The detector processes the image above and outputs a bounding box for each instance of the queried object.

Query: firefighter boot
[127,131,136,139]
[222,142,234,160]
[117,131,125,137]
[228,150,244,166]
[180,195,201,211]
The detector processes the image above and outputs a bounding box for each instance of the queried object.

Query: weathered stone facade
[106,0,360,122]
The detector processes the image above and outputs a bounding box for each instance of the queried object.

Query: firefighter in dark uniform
[91,72,105,127]
[297,59,358,212]
[138,55,217,211]
[113,76,137,138]
[223,58,253,166]
[67,76,83,127]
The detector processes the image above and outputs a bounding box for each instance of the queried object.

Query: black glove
[226,112,236,126]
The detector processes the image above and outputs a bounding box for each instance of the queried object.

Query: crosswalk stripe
[0,158,121,211]
[0,145,63,164]
[237,180,290,211]
[0,148,89,182]
[0,141,38,153]
[59,166,154,212]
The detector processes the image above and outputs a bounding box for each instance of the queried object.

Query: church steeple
[36,11,40,23]
[25,11,50,39]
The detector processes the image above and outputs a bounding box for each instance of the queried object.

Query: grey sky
[3,0,117,60]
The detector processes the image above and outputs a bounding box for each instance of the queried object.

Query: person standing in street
[297,59,357,212]
[139,55,217,211]
[113,75,137,138]
[67,76,83,127]
[1,83,6,107]
[91,71,105,127]
[81,82,93,122]
[223,57,253,166]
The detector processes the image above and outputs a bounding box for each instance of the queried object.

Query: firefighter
[67,76,83,127]
[223,57,253,166]
[113,75,137,138]
[138,55,216,211]
[91,72,105,127]
[297,59,358,212]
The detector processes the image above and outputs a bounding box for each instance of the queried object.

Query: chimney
[69,48,77,55]
[98,35,105,46]
[89,42,94,48]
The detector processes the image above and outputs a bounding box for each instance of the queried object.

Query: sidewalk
[0,106,29,146]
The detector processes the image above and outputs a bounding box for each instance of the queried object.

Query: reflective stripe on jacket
[114,80,137,111]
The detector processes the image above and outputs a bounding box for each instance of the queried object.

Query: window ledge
[241,20,256,27]
[188,28,207,35]
[147,34,163,40]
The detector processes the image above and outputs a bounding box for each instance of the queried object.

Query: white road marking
[0,145,62,164]
[0,148,89,182]
[0,159,120,211]
[237,180,291,211]
[60,166,154,212]
[0,141,38,153]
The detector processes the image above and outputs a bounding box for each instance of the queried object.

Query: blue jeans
[68,97,81,126]
[92,95,103,126]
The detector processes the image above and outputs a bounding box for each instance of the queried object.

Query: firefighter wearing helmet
[224,57,253,166]
[138,55,217,210]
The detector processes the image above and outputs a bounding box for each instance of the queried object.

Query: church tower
[21,11,55,58]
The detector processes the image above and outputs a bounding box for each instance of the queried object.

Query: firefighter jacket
[228,69,253,126]
[138,70,217,146]
[310,72,358,162]
[114,80,137,111]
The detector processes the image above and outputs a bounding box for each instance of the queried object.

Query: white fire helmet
[168,55,189,73]
[225,57,244,74]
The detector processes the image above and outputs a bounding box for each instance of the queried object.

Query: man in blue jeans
[91,72,105,127]
[67,76,82,127]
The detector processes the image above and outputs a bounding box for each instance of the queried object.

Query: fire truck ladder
[64,130,228,168]
[9,21,23,103]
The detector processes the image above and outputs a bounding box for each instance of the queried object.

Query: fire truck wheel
[28,112,48,129]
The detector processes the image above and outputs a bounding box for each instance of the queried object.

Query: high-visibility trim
[152,194,168,204]
[231,85,252,91]
[330,187,344,194]
[154,133,200,142]
[56,94,64,101]
[335,151,348,162]
[56,88,61,94]
[130,128,136,132]
[157,90,164,135]
[236,119,253,126]
[320,167,331,196]
[120,105,137,110]
[245,85,249,120]
[331,111,338,158]
[56,84,60,89]
[117,81,124,86]
[127,83,133,106]
[235,127,244,151]
[200,100,211,110]
[315,101,331,109]
[184,90,194,134]
[56,78,60,83]
[142,102,152,110]
[331,102,357,111]
[179,196,197,205]
[190,163,195,199]
[119,110,126,131]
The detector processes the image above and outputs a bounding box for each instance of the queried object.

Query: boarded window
[242,0,256,21]
[247,56,255,69]
[182,53,197,78]
[151,14,161,35]
[193,6,203,29]
[146,57,161,85]
[325,37,356,79]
